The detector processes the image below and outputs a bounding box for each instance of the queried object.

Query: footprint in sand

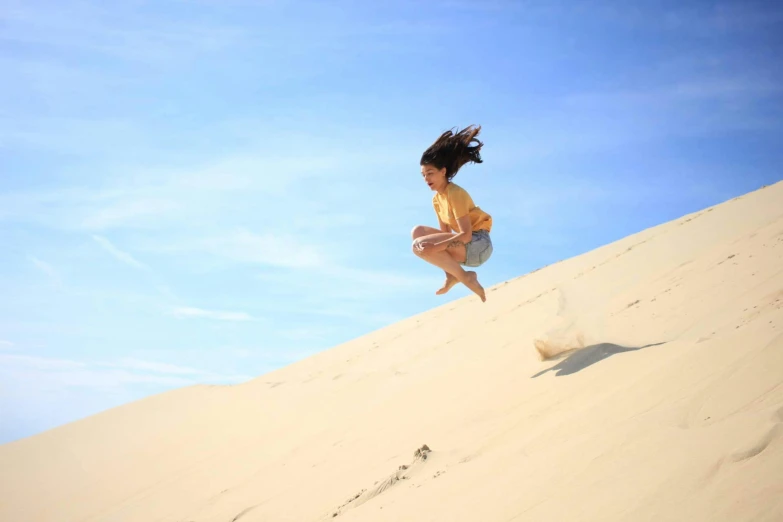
[329,445,432,519]
[730,424,783,463]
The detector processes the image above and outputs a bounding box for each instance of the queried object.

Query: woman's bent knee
[411,225,427,239]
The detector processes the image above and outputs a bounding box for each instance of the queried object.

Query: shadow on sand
[531,342,666,378]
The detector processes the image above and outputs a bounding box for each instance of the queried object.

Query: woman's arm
[436,215,472,246]
[438,216,451,233]
[416,215,473,254]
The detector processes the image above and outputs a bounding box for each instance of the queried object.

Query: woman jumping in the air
[412,125,493,302]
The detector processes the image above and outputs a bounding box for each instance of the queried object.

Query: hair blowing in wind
[420,125,484,180]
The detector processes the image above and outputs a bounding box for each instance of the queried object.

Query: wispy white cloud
[0,1,252,67]
[105,358,209,376]
[196,229,328,268]
[188,345,318,366]
[29,256,60,285]
[303,307,403,325]
[0,353,250,389]
[1,354,85,371]
[277,327,334,342]
[0,184,177,231]
[563,77,782,107]
[0,151,345,231]
[255,266,433,301]
[0,117,153,158]
[248,264,433,328]
[0,340,16,350]
[324,266,433,289]
[141,227,332,270]
[172,306,256,322]
[82,199,180,231]
[225,347,255,358]
[29,256,55,277]
[156,285,180,301]
[91,234,149,270]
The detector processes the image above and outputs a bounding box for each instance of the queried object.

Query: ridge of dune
[1,181,782,522]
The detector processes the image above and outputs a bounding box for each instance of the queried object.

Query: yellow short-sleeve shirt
[432,182,492,233]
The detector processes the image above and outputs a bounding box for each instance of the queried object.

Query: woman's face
[421,164,447,192]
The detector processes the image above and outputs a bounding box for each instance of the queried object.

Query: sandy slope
[1,181,782,522]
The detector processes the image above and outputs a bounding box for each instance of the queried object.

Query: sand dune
[1,181,782,521]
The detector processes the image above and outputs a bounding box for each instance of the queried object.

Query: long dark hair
[420,125,483,181]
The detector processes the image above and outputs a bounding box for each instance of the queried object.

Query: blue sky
[1,0,781,443]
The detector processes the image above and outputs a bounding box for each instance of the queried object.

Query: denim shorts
[462,229,493,267]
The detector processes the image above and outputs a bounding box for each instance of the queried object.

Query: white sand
[1,182,782,522]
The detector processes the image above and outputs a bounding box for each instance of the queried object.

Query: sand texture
[1,181,782,521]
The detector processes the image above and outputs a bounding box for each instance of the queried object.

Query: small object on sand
[414,444,431,459]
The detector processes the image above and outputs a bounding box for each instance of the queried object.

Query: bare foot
[462,271,486,302]
[435,273,458,295]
